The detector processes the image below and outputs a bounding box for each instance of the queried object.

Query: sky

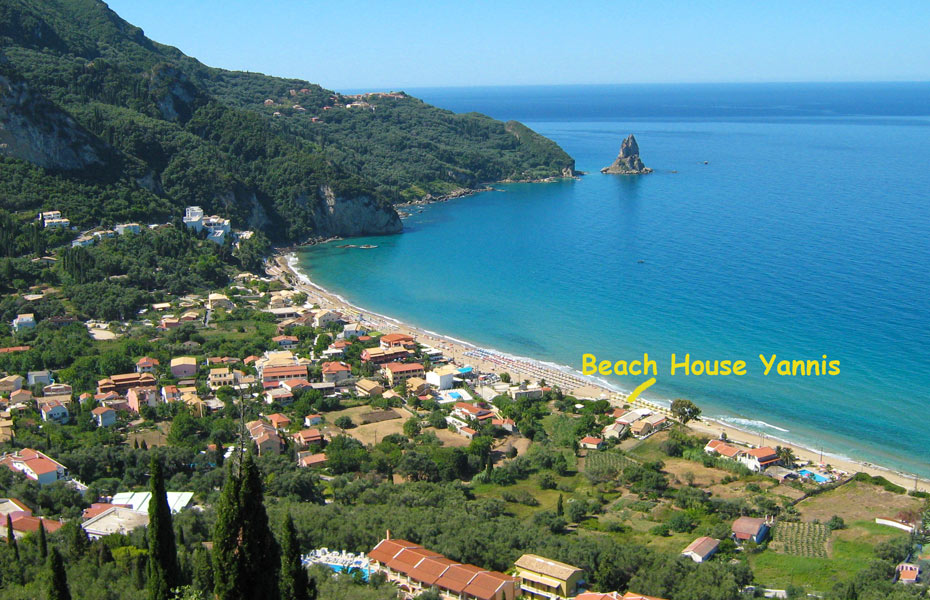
[105,0,930,90]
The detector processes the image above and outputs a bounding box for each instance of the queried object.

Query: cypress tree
[557,494,564,517]
[37,520,47,558]
[47,548,71,600]
[192,547,214,595]
[147,455,182,600]
[6,515,17,559]
[238,452,280,599]
[213,461,243,600]
[280,513,309,600]
[212,452,280,600]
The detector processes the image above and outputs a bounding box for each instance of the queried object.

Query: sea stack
[601,134,653,174]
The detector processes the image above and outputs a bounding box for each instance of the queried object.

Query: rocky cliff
[601,134,653,175]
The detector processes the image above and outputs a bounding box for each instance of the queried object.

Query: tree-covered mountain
[0,0,575,242]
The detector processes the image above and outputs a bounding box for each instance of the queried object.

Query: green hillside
[0,0,575,242]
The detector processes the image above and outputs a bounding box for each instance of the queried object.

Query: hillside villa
[513,553,584,600]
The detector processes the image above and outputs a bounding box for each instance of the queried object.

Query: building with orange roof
[0,449,67,486]
[321,361,352,383]
[379,333,414,349]
[2,515,63,540]
[739,446,781,472]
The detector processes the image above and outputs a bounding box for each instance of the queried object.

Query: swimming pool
[799,469,830,483]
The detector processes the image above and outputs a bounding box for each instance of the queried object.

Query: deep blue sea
[300,83,930,476]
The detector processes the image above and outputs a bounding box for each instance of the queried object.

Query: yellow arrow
[626,377,656,404]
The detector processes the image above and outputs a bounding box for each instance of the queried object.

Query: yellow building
[514,554,584,599]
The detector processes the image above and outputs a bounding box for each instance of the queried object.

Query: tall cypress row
[147,455,181,600]
[238,451,280,600]
[212,452,280,600]
[280,513,309,600]
[212,460,243,600]
[47,548,71,600]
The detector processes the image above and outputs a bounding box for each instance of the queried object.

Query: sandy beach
[270,252,930,494]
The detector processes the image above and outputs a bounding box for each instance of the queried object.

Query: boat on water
[360,244,377,249]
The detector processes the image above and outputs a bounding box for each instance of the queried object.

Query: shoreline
[270,250,930,493]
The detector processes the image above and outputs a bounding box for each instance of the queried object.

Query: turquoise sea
[297,83,930,476]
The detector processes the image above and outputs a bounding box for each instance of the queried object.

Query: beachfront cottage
[361,346,409,364]
[731,516,770,544]
[514,553,584,599]
[739,446,781,472]
[704,439,742,459]
[379,333,414,349]
[681,536,720,562]
[452,401,494,422]
[630,413,667,437]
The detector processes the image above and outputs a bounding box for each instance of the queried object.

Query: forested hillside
[0,0,575,242]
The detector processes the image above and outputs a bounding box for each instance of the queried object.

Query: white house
[682,536,720,563]
[738,447,781,472]
[425,364,457,390]
[114,223,141,235]
[12,314,36,333]
[0,449,67,486]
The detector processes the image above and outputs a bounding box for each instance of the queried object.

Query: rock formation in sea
[601,134,653,174]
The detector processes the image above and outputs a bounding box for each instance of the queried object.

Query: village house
[264,387,294,405]
[602,422,628,439]
[579,436,605,450]
[293,428,324,447]
[406,377,430,396]
[135,356,159,373]
[361,346,409,364]
[263,364,309,386]
[704,439,742,460]
[355,378,384,398]
[509,383,543,401]
[27,370,53,386]
[1,514,64,540]
[681,536,720,563]
[312,309,342,328]
[379,333,415,350]
[630,413,667,437]
[247,420,282,456]
[739,446,781,472]
[298,452,327,468]
[491,418,516,433]
[91,406,117,427]
[381,362,425,387]
[460,426,477,440]
[0,375,24,394]
[43,383,72,396]
[40,401,69,424]
[97,372,156,395]
[127,386,159,412]
[896,563,921,584]
[513,553,584,600]
[304,414,323,426]
[272,335,299,350]
[731,516,770,544]
[11,313,36,333]
[452,401,495,423]
[267,413,291,431]
[170,357,198,379]
[208,367,235,389]
[0,498,31,521]
[207,293,234,311]
[0,449,67,485]
[9,389,31,405]
[426,364,458,390]
[322,361,353,384]
[161,385,181,403]
[82,507,148,540]
[369,536,517,600]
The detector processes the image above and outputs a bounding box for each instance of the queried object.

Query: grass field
[750,519,909,591]
[796,480,923,523]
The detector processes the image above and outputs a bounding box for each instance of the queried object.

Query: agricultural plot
[770,522,829,558]
[584,452,636,473]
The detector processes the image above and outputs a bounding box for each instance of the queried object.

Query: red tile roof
[383,362,424,374]
[434,563,484,594]
[369,539,420,564]
[11,515,63,534]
